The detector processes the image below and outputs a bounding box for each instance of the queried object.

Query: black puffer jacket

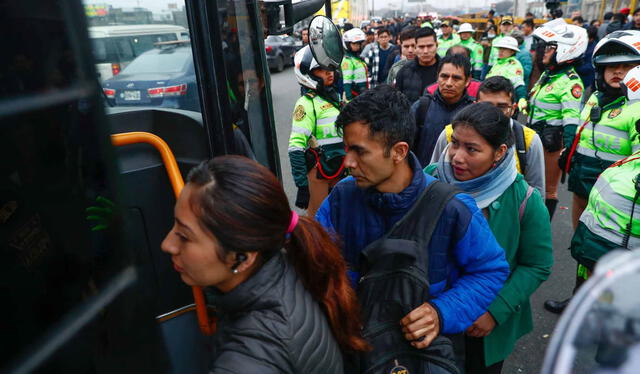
[209,252,344,373]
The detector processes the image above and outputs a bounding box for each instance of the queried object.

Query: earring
[232,268,239,274]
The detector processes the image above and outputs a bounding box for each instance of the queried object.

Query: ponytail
[286,216,370,353]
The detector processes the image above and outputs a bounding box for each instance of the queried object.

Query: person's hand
[400,302,440,349]
[86,196,115,231]
[518,98,528,116]
[295,186,310,210]
[466,312,496,338]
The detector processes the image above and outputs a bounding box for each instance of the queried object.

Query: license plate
[123,90,141,101]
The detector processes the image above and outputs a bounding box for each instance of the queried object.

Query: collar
[209,252,286,314]
[364,152,425,215]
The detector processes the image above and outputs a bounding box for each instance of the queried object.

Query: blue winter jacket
[316,153,510,334]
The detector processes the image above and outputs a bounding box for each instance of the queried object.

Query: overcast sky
[85,0,495,12]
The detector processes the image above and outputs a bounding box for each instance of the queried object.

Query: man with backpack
[316,85,509,373]
[430,76,545,198]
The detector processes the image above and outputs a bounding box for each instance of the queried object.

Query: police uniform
[287,91,344,215]
[458,38,484,79]
[528,67,584,152]
[341,52,368,101]
[568,93,640,199]
[572,153,640,270]
[437,33,461,57]
[486,56,526,101]
[488,34,507,68]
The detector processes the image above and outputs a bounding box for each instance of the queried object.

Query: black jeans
[464,335,504,374]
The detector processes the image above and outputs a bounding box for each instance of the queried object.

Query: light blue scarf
[436,145,517,209]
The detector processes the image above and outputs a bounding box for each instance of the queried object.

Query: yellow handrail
[111,131,215,336]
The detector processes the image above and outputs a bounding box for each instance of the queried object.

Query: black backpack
[356,181,461,374]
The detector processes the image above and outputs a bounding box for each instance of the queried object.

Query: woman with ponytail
[161,155,368,373]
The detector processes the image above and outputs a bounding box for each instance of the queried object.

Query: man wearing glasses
[430,76,545,198]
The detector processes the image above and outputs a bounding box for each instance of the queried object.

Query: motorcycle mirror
[308,15,344,70]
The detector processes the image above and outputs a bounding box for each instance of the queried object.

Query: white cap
[493,36,520,52]
[458,23,474,34]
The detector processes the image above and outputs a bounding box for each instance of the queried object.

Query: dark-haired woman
[161,155,368,373]
[425,103,553,373]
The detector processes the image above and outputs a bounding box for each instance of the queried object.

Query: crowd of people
[159,8,640,374]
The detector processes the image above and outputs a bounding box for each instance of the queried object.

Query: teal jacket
[425,168,553,365]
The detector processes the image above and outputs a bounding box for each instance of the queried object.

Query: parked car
[101,42,200,112]
[264,35,302,72]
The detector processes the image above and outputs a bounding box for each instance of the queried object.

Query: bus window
[84,1,203,114]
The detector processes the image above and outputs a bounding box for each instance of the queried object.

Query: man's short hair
[446,45,471,59]
[399,27,417,43]
[414,27,437,43]
[377,28,390,37]
[335,85,415,155]
[604,11,614,20]
[478,76,515,103]
[522,19,534,29]
[614,13,626,23]
[437,53,471,79]
[634,7,640,16]
[572,16,584,24]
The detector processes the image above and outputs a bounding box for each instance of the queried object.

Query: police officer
[571,65,640,271]
[487,16,515,73]
[341,28,369,101]
[288,46,345,217]
[457,23,484,80]
[486,36,526,102]
[437,20,460,57]
[526,19,587,220]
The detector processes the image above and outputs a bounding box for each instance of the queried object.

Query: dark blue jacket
[411,89,475,166]
[316,154,509,334]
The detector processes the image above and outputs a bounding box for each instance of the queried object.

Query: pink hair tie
[286,211,299,235]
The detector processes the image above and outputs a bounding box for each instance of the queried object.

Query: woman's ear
[227,251,259,274]
[495,144,508,162]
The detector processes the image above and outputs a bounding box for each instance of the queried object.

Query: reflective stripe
[580,210,640,248]
[291,126,312,137]
[592,180,640,220]
[634,144,640,153]
[317,116,338,126]
[533,100,562,111]
[562,101,582,110]
[354,78,368,83]
[591,123,630,140]
[576,145,626,161]
[318,138,343,146]
[288,146,305,152]
[353,67,366,73]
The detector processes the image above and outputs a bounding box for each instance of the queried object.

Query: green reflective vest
[458,38,484,73]
[486,56,524,89]
[341,53,369,101]
[288,92,344,187]
[579,154,640,256]
[529,68,583,146]
[575,93,640,162]
[437,33,461,57]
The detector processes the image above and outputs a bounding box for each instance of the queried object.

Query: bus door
[1,0,331,373]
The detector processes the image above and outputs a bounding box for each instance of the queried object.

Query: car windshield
[121,48,191,74]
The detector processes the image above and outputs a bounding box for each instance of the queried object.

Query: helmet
[622,65,640,101]
[593,31,640,92]
[458,23,474,34]
[493,36,520,52]
[533,18,588,64]
[593,31,640,66]
[294,46,322,90]
[343,28,366,52]
[343,28,366,43]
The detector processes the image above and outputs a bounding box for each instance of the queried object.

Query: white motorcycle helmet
[593,31,640,92]
[533,18,588,65]
[622,65,640,101]
[294,45,323,90]
[343,28,366,45]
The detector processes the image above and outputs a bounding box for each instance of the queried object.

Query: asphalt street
[269,67,577,373]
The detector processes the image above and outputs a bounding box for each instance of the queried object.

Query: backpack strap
[361,181,459,264]
[519,185,535,222]
[415,94,433,131]
[513,120,527,175]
